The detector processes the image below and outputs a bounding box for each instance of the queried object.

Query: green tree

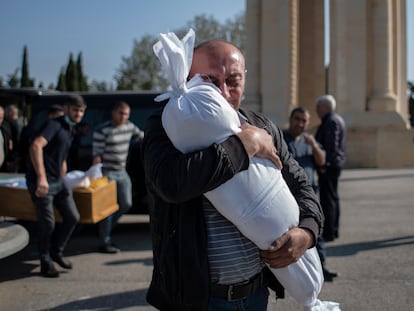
[183,13,245,50]
[65,53,79,91]
[56,67,67,91]
[20,45,35,87]
[224,12,246,53]
[8,69,20,87]
[185,14,226,45]
[114,12,246,91]
[89,80,112,91]
[76,52,89,91]
[115,34,168,90]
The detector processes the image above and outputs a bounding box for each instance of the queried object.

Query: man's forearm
[298,217,319,248]
[30,143,46,180]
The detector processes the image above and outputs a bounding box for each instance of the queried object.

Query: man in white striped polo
[92,101,144,253]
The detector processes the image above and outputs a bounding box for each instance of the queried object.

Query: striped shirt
[202,198,264,285]
[93,120,144,170]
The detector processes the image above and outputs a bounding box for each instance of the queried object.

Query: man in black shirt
[26,95,86,278]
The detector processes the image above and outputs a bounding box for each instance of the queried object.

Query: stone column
[260,0,299,125]
[328,0,408,167]
[391,0,408,121]
[367,0,398,112]
[298,0,325,128]
[329,0,368,116]
[244,0,411,168]
[244,0,261,112]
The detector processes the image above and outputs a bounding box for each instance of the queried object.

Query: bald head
[194,39,243,58]
[190,40,245,75]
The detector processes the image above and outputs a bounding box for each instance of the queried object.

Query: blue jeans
[208,286,269,311]
[99,169,132,245]
[27,179,80,262]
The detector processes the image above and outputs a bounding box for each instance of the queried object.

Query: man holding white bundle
[143,29,340,311]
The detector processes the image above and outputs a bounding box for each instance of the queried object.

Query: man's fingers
[269,233,289,251]
[272,152,283,170]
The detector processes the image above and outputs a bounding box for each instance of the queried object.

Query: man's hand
[237,123,282,169]
[303,133,316,147]
[35,177,49,198]
[260,227,314,268]
[304,133,326,167]
[92,156,102,165]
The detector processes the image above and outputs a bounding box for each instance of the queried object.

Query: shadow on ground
[0,221,152,282]
[40,288,149,311]
[326,235,414,257]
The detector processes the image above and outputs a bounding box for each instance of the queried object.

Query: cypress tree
[56,67,67,91]
[76,52,89,91]
[65,53,79,91]
[20,45,34,87]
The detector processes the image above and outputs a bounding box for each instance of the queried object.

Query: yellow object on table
[0,173,118,224]
[74,176,109,191]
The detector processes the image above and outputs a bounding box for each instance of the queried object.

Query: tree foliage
[65,53,79,91]
[56,52,88,91]
[115,13,246,91]
[186,14,227,44]
[56,67,67,91]
[76,52,89,91]
[89,80,113,92]
[1,12,245,92]
[115,34,168,91]
[20,45,35,87]
[7,69,20,87]
[225,12,246,53]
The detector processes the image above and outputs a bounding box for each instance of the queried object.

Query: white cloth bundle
[153,29,340,311]
[63,163,103,189]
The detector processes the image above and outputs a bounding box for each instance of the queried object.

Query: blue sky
[0,0,245,87]
[0,0,413,87]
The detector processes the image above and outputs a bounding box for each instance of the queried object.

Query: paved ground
[0,168,413,311]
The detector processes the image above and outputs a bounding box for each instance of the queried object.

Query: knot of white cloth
[153,28,195,102]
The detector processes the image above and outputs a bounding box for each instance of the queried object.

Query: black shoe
[51,254,73,269]
[40,261,60,278]
[322,234,336,242]
[323,267,339,282]
[99,244,120,254]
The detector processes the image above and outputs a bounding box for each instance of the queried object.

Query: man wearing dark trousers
[315,94,346,243]
[26,95,86,277]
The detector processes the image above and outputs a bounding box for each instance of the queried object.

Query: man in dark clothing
[26,95,86,278]
[0,105,12,172]
[283,107,338,282]
[5,104,24,171]
[0,125,6,169]
[315,94,346,242]
[18,104,65,173]
[142,38,324,311]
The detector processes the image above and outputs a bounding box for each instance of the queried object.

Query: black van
[0,87,164,213]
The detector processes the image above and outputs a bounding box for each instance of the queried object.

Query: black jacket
[315,112,346,169]
[142,107,323,311]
